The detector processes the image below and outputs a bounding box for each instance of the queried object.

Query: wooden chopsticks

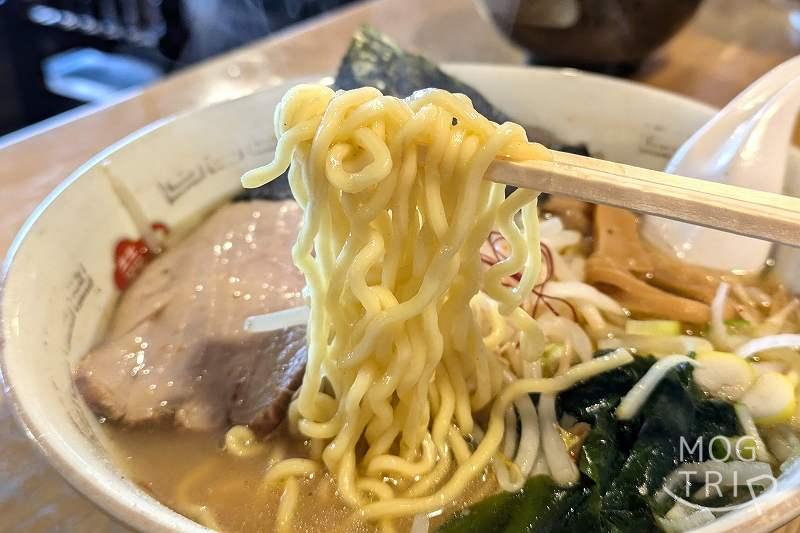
[486,150,800,248]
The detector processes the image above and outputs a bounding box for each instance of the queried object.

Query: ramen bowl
[3,65,800,532]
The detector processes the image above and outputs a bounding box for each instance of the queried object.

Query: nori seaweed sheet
[335,26,512,124]
[237,26,588,202]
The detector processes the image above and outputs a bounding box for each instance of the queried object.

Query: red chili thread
[480,233,578,321]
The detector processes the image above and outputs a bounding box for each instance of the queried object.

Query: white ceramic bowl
[3,65,800,533]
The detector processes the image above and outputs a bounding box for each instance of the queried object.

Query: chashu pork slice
[75,200,307,434]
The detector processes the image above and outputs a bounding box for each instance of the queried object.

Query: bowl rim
[3,62,800,532]
[0,114,200,533]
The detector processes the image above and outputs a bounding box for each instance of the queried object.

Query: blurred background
[2,0,800,138]
[0,0,360,136]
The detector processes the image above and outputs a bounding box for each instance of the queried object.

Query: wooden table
[0,0,798,530]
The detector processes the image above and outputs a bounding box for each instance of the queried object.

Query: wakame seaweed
[439,476,592,533]
[437,487,522,533]
[438,354,738,533]
[236,26,589,202]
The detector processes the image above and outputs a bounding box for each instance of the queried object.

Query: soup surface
[107,424,496,532]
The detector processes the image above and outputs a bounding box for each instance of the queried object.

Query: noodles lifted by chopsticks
[241,84,631,529]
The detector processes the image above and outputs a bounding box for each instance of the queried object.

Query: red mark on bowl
[113,223,168,290]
